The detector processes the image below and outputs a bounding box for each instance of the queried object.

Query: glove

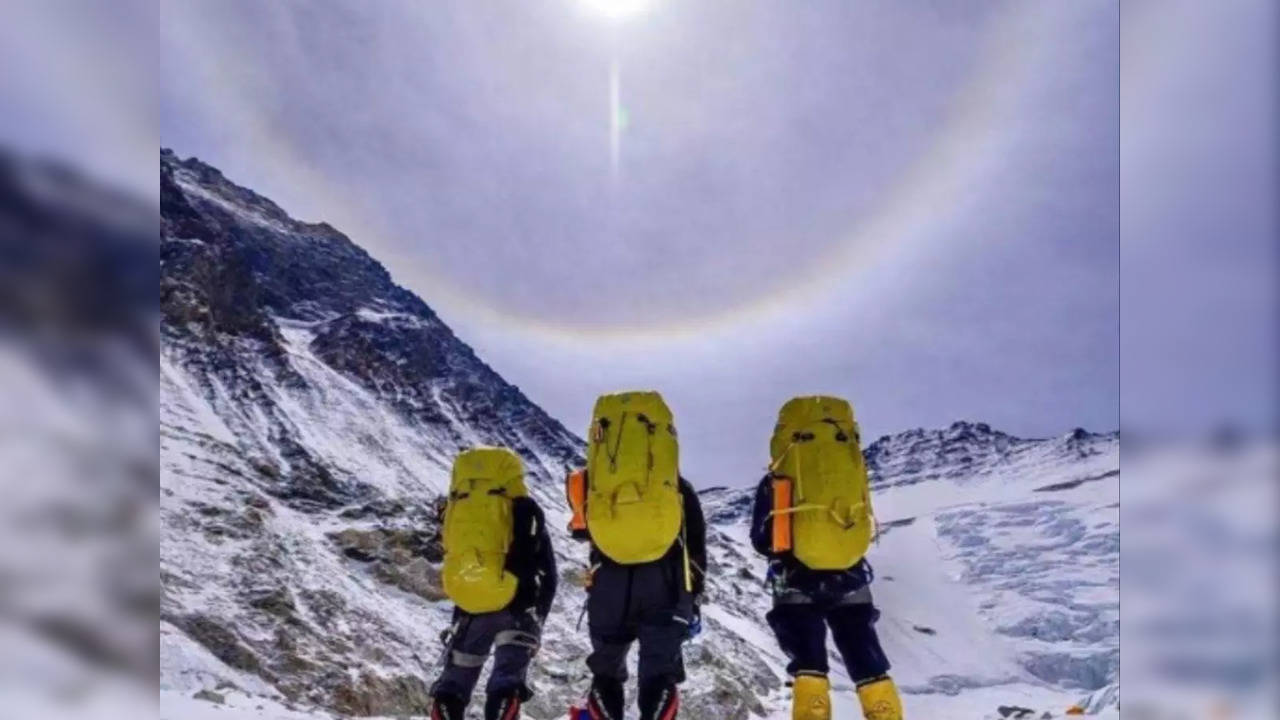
[520,606,545,634]
[515,606,545,657]
[684,596,703,641]
[440,608,465,645]
[766,561,790,597]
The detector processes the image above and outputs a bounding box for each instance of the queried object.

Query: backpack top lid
[771,395,858,461]
[587,390,678,482]
[450,446,528,498]
[590,390,674,427]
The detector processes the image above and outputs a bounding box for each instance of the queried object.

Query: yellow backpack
[768,396,873,570]
[585,391,683,565]
[441,447,528,613]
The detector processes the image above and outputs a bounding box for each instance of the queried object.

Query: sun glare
[579,0,653,22]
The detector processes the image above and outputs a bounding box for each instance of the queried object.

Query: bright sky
[160,1,1123,486]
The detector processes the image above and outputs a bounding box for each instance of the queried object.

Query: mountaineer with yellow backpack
[429,447,557,720]
[750,397,904,720]
[564,391,707,720]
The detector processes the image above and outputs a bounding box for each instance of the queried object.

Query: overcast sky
[160,0,1123,487]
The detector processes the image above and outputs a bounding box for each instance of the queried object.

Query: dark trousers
[431,608,540,703]
[586,558,694,687]
[766,585,891,683]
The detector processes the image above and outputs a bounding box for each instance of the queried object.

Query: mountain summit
[161,149,582,504]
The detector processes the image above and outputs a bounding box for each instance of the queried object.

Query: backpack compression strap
[766,420,869,531]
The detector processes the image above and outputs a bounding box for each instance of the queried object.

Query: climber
[564,391,707,720]
[750,396,904,720]
[429,447,557,720]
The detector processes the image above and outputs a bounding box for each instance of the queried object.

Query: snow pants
[430,608,540,704]
[766,584,891,683]
[586,558,694,719]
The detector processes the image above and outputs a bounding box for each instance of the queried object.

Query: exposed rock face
[170,614,262,676]
[329,527,447,602]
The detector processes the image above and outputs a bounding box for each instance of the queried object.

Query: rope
[602,412,628,473]
[767,439,798,474]
[642,415,654,490]
[680,520,693,593]
[765,499,867,529]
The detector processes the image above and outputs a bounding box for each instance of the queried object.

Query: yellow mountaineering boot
[856,676,904,720]
[791,674,832,720]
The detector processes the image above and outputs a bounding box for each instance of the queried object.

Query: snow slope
[160,150,1119,719]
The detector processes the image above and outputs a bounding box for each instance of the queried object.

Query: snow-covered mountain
[159,150,1118,719]
[160,147,585,716]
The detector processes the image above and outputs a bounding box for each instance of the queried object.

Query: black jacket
[504,496,558,619]
[678,478,708,596]
[749,475,872,597]
[577,476,707,597]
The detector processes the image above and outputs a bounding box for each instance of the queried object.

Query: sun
[578,0,653,22]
